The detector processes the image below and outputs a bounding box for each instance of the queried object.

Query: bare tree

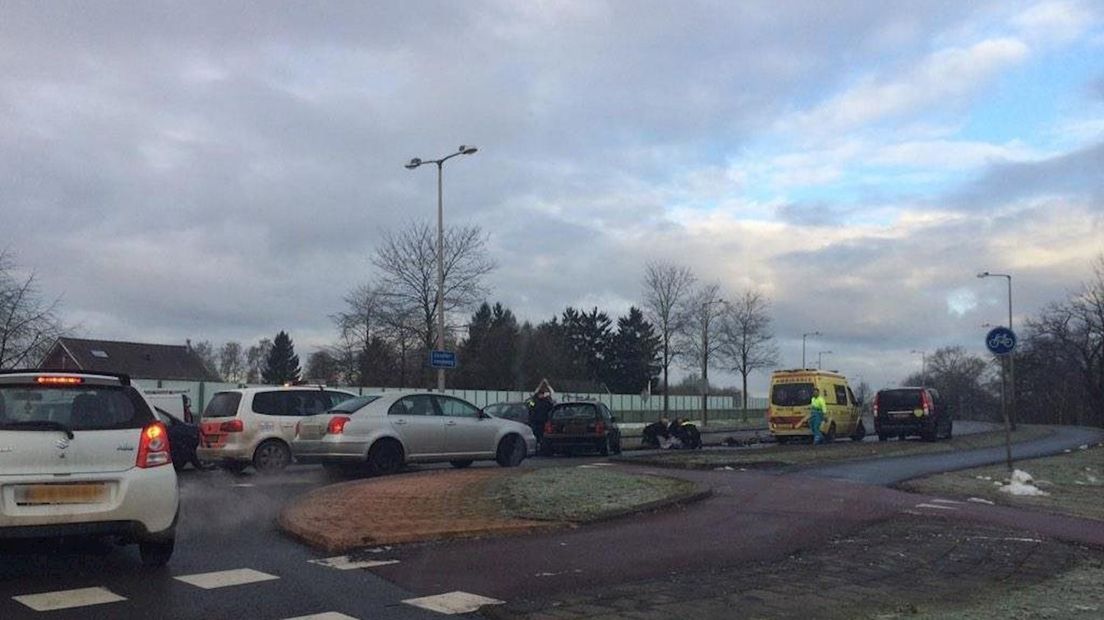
[0,250,65,369]
[371,221,495,384]
[679,283,726,425]
[245,338,273,383]
[187,340,219,379]
[641,261,696,413]
[218,341,245,383]
[720,290,779,420]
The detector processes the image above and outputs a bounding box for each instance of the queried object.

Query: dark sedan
[540,401,622,456]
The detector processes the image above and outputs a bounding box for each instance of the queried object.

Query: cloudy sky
[3,1,1102,393]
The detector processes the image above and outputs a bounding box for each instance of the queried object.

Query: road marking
[403,591,505,614]
[967,497,996,505]
[309,556,400,570]
[284,613,358,620]
[13,587,126,612]
[915,503,958,511]
[929,499,963,504]
[590,462,613,467]
[576,464,598,469]
[232,483,256,488]
[174,568,280,589]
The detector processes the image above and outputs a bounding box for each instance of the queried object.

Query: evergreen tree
[607,307,661,393]
[262,331,302,384]
[561,306,613,386]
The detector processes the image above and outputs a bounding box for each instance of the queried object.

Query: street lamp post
[910,349,926,384]
[405,145,478,391]
[801,331,821,368]
[817,350,833,370]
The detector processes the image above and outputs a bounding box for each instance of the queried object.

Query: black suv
[873,387,951,442]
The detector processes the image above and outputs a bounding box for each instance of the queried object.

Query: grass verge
[484,467,703,522]
[614,425,1054,470]
[898,443,1104,521]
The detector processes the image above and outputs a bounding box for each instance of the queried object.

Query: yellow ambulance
[767,369,865,443]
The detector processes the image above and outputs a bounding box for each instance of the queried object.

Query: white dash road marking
[232,483,256,488]
[590,462,613,467]
[930,499,963,504]
[403,591,505,615]
[283,613,358,620]
[915,503,959,511]
[967,497,996,505]
[13,587,126,612]
[309,556,400,570]
[174,568,279,589]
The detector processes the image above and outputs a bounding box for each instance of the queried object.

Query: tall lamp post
[801,331,821,368]
[817,350,833,370]
[405,145,478,390]
[910,349,927,384]
[978,271,1014,430]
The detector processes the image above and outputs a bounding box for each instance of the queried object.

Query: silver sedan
[292,392,536,475]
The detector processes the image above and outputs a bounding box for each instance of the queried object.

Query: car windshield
[551,404,598,420]
[879,390,924,409]
[329,395,380,413]
[771,383,814,407]
[0,384,151,431]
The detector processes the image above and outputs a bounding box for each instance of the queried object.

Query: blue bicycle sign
[985,327,1017,355]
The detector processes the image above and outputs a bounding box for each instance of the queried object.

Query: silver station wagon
[292,392,536,475]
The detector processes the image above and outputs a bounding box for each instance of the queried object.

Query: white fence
[133,379,769,423]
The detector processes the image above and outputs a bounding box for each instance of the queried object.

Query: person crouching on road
[642,416,671,449]
[809,388,827,444]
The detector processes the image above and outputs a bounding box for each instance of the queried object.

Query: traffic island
[278,467,708,553]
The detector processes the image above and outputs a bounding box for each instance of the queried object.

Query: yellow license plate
[15,484,109,505]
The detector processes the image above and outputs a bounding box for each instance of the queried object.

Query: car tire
[253,440,291,475]
[850,420,867,442]
[138,537,174,568]
[496,435,525,467]
[613,436,622,455]
[367,440,404,476]
[172,458,188,472]
[599,436,611,456]
[450,460,474,469]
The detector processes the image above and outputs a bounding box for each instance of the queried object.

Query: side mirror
[478,410,490,419]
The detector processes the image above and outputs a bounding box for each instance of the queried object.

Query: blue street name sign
[985,327,1017,356]
[429,350,457,369]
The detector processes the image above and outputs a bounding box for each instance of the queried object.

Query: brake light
[220,419,243,433]
[137,422,171,468]
[36,376,83,385]
[872,394,879,418]
[594,421,606,435]
[327,416,351,435]
[922,391,932,416]
[544,421,553,434]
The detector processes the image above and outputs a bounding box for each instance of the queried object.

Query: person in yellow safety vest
[809,388,828,445]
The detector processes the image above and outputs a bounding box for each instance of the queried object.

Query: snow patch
[998,469,1050,497]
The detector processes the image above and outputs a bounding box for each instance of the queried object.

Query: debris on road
[999,470,1050,497]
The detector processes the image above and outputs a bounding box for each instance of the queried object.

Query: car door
[437,396,497,457]
[386,394,445,458]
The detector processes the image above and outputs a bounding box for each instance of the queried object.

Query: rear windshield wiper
[0,420,75,439]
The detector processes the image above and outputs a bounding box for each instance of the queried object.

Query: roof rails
[0,368,132,385]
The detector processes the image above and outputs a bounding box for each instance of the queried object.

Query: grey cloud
[953,140,1104,210]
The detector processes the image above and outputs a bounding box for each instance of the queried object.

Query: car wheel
[496,435,525,467]
[613,436,623,455]
[138,537,174,568]
[252,440,291,475]
[850,420,867,442]
[450,460,474,469]
[367,440,404,476]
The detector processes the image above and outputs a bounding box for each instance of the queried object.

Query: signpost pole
[986,327,1017,473]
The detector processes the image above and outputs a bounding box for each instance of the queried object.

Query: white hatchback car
[292,392,536,475]
[0,370,179,567]
[197,386,356,474]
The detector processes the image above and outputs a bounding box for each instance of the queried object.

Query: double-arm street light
[817,350,833,370]
[978,271,1015,430]
[910,349,927,384]
[801,331,821,368]
[405,145,478,390]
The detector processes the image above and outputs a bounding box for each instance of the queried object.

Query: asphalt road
[1,423,1100,619]
[0,467,452,620]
